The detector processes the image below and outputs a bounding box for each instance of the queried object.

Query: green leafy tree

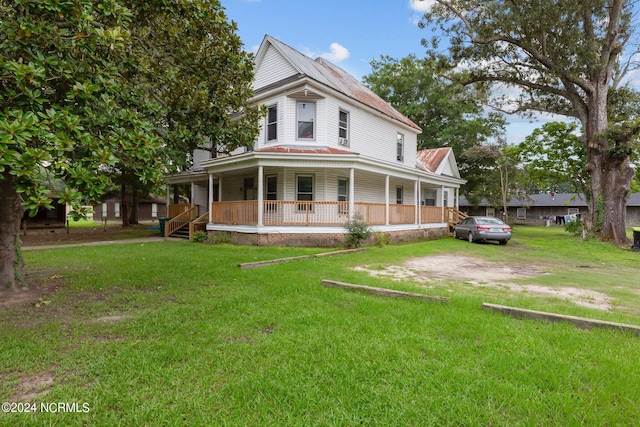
[420,0,639,243]
[362,55,506,197]
[113,1,264,226]
[517,122,589,196]
[0,0,261,290]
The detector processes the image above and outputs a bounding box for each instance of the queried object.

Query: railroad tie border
[238,248,366,269]
[482,303,640,337]
[321,279,450,303]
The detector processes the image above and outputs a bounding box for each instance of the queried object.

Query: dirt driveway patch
[354,254,612,311]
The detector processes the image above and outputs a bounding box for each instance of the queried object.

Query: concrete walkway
[21,237,179,251]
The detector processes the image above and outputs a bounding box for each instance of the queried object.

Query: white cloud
[410,0,436,12]
[318,42,350,63]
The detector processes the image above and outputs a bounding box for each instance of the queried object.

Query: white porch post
[415,177,420,225]
[257,165,264,226]
[208,173,214,223]
[441,185,445,223]
[165,185,170,210]
[385,175,390,225]
[349,168,355,219]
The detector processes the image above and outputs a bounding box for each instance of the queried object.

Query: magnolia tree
[0,0,261,291]
[420,0,640,243]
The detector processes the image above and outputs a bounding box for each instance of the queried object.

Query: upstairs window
[297,102,315,139]
[339,110,349,145]
[267,105,277,141]
[396,133,404,161]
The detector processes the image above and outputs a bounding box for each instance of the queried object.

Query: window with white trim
[424,189,436,206]
[339,110,349,145]
[338,178,348,214]
[102,203,107,217]
[396,186,403,204]
[396,133,404,161]
[114,202,121,218]
[296,175,314,211]
[517,208,526,219]
[152,203,158,218]
[267,105,277,142]
[265,175,277,211]
[297,102,315,139]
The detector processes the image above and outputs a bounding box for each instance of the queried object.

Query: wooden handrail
[165,206,197,237]
[188,211,209,240]
[444,207,468,229]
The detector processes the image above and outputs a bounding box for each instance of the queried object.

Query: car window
[477,218,503,225]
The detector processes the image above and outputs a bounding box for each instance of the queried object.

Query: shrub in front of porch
[344,214,372,248]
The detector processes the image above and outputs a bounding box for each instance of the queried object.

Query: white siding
[193,148,211,169]
[193,184,208,214]
[324,95,419,166]
[253,46,298,91]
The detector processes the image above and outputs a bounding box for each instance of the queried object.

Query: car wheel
[468,232,474,243]
[499,240,508,245]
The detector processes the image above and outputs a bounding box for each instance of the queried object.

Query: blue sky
[221,0,557,144]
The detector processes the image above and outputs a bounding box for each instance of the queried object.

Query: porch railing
[262,201,351,226]
[354,203,386,225]
[168,203,192,217]
[210,201,258,225]
[444,206,468,228]
[421,206,443,223]
[389,204,416,224]
[189,211,210,239]
[209,201,449,227]
[165,206,197,237]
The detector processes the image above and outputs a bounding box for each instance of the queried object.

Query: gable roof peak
[256,35,420,131]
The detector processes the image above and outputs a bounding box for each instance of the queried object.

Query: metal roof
[254,145,356,155]
[416,147,451,173]
[262,35,421,131]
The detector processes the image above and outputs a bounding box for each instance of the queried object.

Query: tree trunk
[584,83,634,245]
[129,189,139,225]
[0,173,26,291]
[120,183,130,227]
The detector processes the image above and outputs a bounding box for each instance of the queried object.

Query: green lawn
[1,228,639,425]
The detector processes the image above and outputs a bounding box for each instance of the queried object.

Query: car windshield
[477,218,504,225]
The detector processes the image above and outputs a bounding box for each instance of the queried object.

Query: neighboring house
[460,193,640,227]
[21,198,69,230]
[93,195,167,223]
[165,35,465,245]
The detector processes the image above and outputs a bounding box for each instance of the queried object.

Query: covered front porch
[165,150,465,244]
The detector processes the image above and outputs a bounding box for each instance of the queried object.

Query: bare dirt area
[354,254,612,310]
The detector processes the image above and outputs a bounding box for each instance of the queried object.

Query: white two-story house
[165,35,465,246]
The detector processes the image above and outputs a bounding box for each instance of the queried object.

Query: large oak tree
[420,0,639,243]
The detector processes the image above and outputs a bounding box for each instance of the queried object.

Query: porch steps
[169,227,190,239]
